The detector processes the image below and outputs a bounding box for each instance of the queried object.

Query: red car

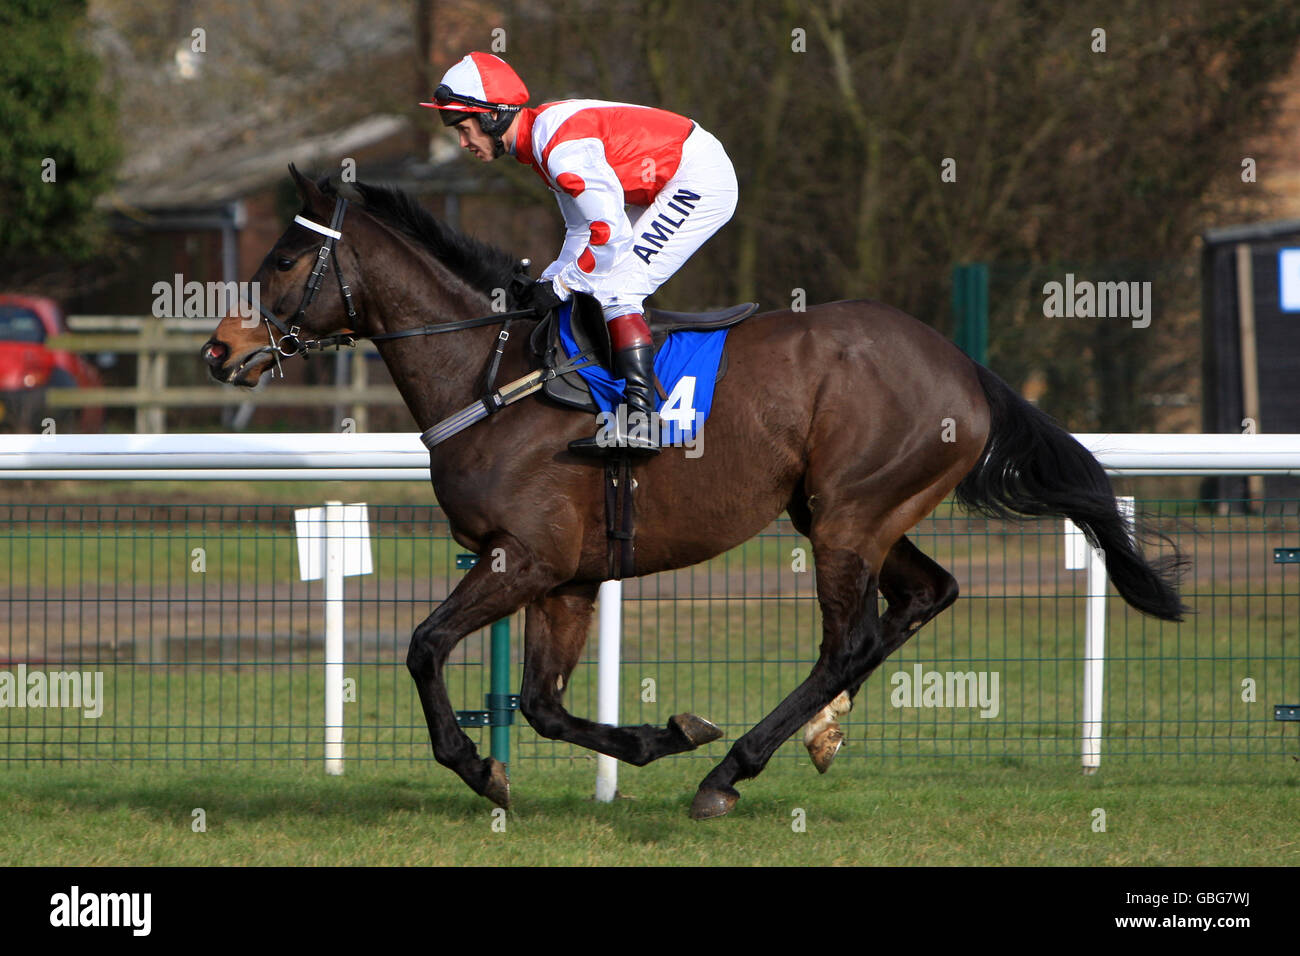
[0,294,103,432]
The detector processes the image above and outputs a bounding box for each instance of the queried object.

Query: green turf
[0,760,1294,866]
[2,494,1296,865]
[0,516,464,585]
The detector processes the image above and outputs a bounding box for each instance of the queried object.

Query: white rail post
[324,501,345,776]
[1070,495,1134,775]
[294,501,373,776]
[595,579,623,802]
[1081,535,1107,775]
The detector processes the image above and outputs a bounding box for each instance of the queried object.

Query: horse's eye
[276,257,295,271]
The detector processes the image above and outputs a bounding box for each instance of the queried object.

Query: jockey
[421,51,739,456]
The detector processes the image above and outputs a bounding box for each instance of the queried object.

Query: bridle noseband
[239,195,535,381]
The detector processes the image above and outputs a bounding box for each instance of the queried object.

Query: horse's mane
[323,177,523,304]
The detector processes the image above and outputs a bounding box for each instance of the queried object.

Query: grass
[1,494,1296,866]
[0,479,438,508]
[0,759,1295,866]
[0,513,465,586]
[0,506,809,588]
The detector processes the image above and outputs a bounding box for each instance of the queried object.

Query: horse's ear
[288,163,322,205]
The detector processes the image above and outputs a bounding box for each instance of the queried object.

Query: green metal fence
[1,496,1297,767]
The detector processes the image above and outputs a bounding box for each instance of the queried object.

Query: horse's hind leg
[803,534,959,772]
[519,584,723,765]
[691,527,886,819]
[849,535,958,697]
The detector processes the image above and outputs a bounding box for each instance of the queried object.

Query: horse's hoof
[482,758,510,809]
[807,727,844,774]
[670,713,723,748]
[689,786,740,820]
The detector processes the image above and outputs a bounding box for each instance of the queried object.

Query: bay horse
[202,167,1185,819]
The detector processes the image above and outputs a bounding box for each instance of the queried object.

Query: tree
[0,0,121,272]
[512,0,1300,431]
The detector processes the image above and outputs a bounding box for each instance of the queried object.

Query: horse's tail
[954,362,1187,622]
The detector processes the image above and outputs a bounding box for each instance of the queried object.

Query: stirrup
[569,412,660,457]
[568,432,660,457]
[570,329,661,457]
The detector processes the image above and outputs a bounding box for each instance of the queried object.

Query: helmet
[419,53,529,155]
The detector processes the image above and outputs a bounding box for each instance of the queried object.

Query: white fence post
[595,580,623,802]
[323,502,346,776]
[1069,495,1134,775]
[294,501,373,776]
[1080,538,1108,775]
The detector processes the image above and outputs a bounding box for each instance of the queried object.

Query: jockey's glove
[526,279,566,318]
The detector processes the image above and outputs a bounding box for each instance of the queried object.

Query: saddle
[528,292,758,411]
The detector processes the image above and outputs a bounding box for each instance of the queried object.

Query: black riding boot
[569,342,661,456]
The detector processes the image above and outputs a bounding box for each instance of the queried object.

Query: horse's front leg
[691,532,885,819]
[406,531,558,807]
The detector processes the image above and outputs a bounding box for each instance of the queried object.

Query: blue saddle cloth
[557,303,728,445]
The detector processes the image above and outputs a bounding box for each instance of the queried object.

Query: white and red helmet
[420,52,529,123]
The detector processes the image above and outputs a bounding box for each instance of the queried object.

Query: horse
[201,166,1185,819]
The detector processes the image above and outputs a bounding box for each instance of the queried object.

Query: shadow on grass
[0,761,738,829]
[2,759,1293,834]
[0,767,491,825]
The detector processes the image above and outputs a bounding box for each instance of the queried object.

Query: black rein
[248,196,537,372]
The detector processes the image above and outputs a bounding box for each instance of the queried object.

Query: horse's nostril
[202,340,229,367]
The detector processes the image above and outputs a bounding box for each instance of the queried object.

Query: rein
[244,196,537,376]
[247,195,596,445]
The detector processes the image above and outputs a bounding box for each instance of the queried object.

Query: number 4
[659,375,697,427]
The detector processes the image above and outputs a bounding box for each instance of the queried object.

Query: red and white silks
[513,100,738,322]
